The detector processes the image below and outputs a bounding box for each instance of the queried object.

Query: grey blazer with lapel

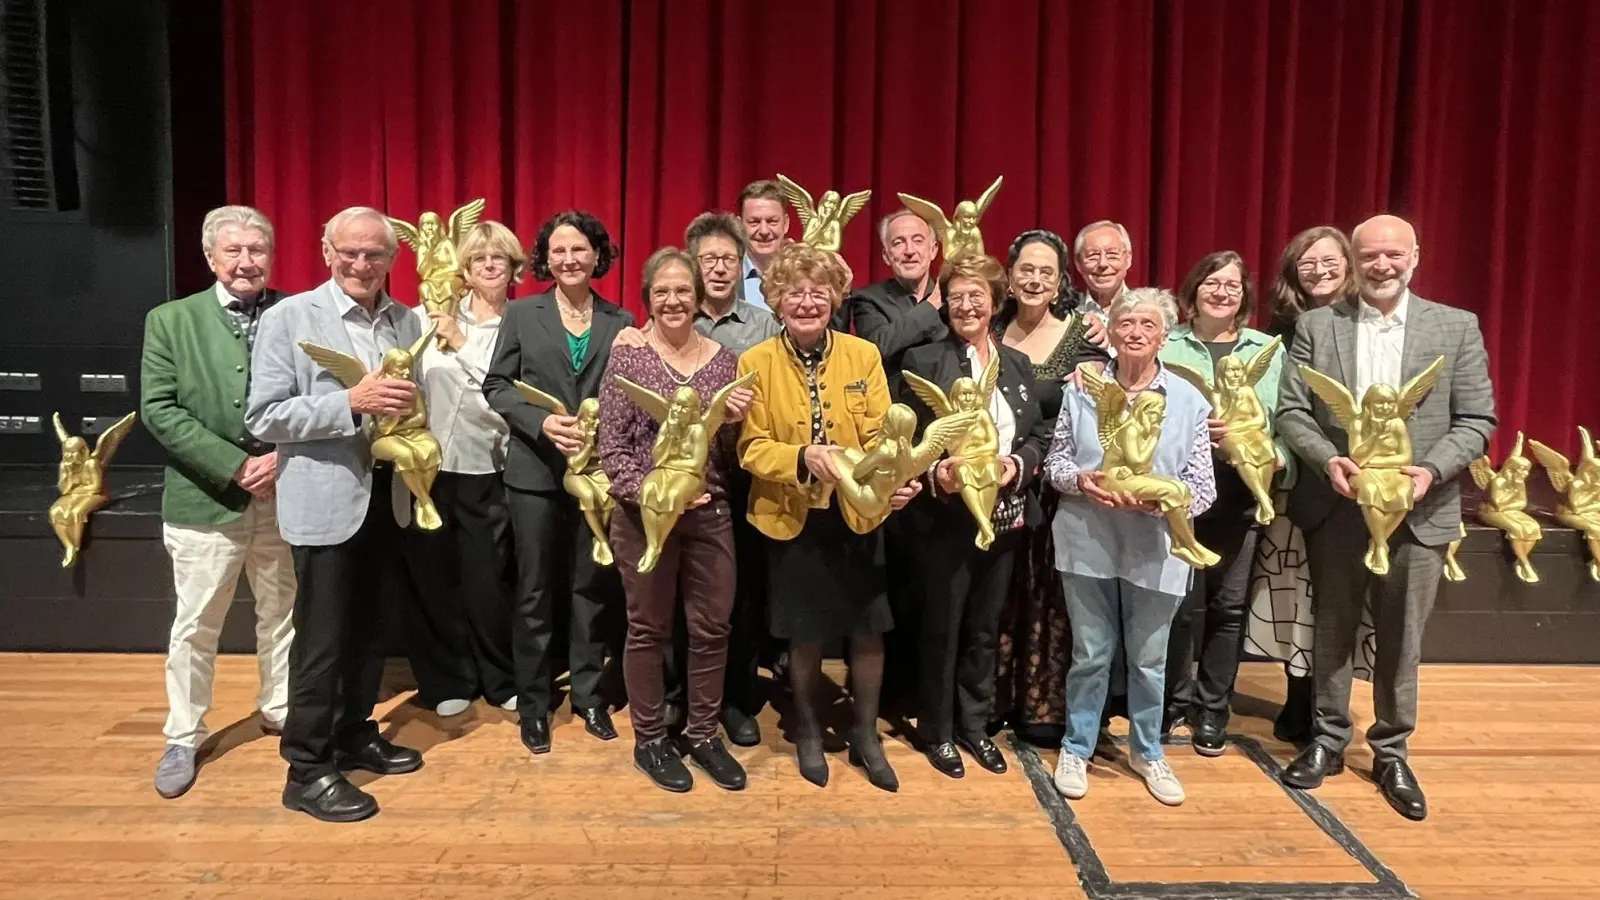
[1275,293,1497,545]
[245,280,422,545]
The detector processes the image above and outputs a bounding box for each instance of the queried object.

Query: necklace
[556,292,594,323]
[651,331,708,386]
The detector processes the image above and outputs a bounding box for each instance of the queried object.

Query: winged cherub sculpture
[903,355,1006,550]
[1166,335,1284,525]
[613,370,758,573]
[1467,432,1542,584]
[514,384,615,566]
[299,328,444,531]
[389,198,487,350]
[829,404,981,532]
[1078,364,1220,569]
[49,410,138,567]
[775,174,871,252]
[1298,356,1444,575]
[1529,426,1600,582]
[895,175,1004,263]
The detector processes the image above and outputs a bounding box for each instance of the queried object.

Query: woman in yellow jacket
[738,243,919,792]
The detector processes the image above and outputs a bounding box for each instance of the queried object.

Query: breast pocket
[844,390,869,415]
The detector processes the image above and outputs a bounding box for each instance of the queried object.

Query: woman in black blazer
[898,254,1052,779]
[483,210,634,755]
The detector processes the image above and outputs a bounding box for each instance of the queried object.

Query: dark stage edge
[1008,732,1415,900]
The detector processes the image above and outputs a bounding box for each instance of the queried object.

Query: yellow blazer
[738,330,890,540]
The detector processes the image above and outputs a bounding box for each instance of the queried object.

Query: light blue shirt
[741,254,766,310]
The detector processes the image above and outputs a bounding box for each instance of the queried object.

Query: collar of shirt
[1357,290,1409,327]
[215,281,270,314]
[784,330,830,367]
[332,281,397,322]
[1104,357,1170,393]
[456,295,502,328]
[697,301,747,326]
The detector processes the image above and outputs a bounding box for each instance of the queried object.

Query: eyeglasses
[1296,257,1344,273]
[697,253,739,271]
[1079,250,1126,265]
[946,293,991,311]
[783,288,832,305]
[1200,279,1244,296]
[468,254,511,268]
[334,247,392,264]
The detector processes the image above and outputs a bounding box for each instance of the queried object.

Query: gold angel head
[388,198,487,268]
[895,175,1003,262]
[902,353,1001,419]
[613,370,758,437]
[575,396,601,427]
[1298,355,1444,434]
[1529,426,1598,495]
[776,174,871,252]
[53,410,138,471]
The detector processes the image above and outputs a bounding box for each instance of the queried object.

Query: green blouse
[566,330,590,372]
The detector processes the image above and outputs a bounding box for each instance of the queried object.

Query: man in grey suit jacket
[245,206,426,823]
[1274,214,1495,822]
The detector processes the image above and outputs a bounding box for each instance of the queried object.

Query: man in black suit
[850,209,947,377]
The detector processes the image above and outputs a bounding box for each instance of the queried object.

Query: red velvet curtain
[223,0,1599,452]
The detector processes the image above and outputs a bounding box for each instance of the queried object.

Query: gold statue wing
[1076,363,1128,451]
[613,374,673,424]
[388,216,422,253]
[836,189,872,227]
[1582,425,1596,465]
[1468,456,1495,490]
[90,411,139,465]
[775,174,817,229]
[407,324,437,362]
[976,352,1002,409]
[52,411,70,446]
[1528,439,1573,493]
[1395,355,1445,420]
[702,369,759,434]
[513,381,568,416]
[1297,365,1358,432]
[1509,430,1527,461]
[298,342,370,389]
[902,369,954,417]
[1163,362,1215,408]
[1243,335,1284,387]
[908,411,982,471]
[972,175,1004,218]
[894,192,952,246]
[446,198,487,245]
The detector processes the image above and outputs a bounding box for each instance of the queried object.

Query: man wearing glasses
[687,212,782,355]
[245,206,426,823]
[1072,220,1135,350]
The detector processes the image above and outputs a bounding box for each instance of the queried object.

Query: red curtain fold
[222,0,1599,451]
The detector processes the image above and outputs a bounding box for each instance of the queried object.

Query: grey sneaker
[154,745,197,799]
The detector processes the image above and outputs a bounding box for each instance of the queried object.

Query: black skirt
[765,502,892,643]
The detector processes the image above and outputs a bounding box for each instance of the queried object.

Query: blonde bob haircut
[761,242,850,313]
[456,220,529,284]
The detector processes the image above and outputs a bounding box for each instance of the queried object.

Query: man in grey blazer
[1274,214,1495,821]
[245,206,426,823]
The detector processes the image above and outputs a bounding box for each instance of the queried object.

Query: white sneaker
[499,696,518,712]
[1130,755,1185,806]
[435,698,472,717]
[1053,752,1089,799]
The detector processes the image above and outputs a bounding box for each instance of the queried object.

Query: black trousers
[280,467,399,783]
[882,509,929,708]
[917,526,1022,745]
[507,487,622,721]
[404,472,517,706]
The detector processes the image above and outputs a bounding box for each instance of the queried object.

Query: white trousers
[161,498,297,748]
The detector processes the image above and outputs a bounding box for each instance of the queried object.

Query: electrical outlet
[80,416,124,435]
[0,373,41,391]
[79,374,128,393]
[0,415,43,434]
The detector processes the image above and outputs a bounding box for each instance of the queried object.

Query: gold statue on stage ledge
[1529,426,1600,582]
[1299,356,1444,576]
[1166,335,1284,525]
[896,175,1003,263]
[49,411,138,567]
[830,404,980,532]
[905,356,1006,550]
[515,383,615,566]
[1443,523,1468,582]
[614,370,757,573]
[300,329,443,531]
[390,198,486,351]
[776,174,871,252]
[1078,364,1219,569]
[1469,432,1542,584]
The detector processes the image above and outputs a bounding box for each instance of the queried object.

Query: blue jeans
[1060,573,1184,763]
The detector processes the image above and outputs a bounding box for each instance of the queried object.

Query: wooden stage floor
[1,655,1596,899]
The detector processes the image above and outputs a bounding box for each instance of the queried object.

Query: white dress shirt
[333,285,402,369]
[1354,290,1409,402]
[414,298,510,474]
[966,340,1017,454]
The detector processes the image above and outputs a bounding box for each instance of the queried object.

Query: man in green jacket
[140,205,296,800]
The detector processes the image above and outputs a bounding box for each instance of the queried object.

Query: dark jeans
[1166,475,1261,720]
[612,503,736,744]
[280,467,398,783]
[918,527,1021,745]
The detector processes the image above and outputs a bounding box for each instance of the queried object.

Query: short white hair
[202,205,274,253]
[1073,219,1133,258]
[878,208,934,246]
[322,206,398,250]
[1109,286,1177,333]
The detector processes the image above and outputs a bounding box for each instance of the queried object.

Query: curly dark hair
[998,229,1077,322]
[530,210,617,281]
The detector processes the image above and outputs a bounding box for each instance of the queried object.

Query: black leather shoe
[337,737,423,776]
[1375,759,1428,821]
[1191,711,1228,758]
[928,742,966,778]
[578,706,618,741]
[1280,743,1345,789]
[282,773,378,823]
[957,734,1008,774]
[848,728,900,793]
[721,706,762,747]
[687,736,747,791]
[634,739,693,793]
[520,716,551,754]
[796,736,829,787]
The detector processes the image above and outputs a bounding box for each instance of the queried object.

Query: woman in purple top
[598,247,751,794]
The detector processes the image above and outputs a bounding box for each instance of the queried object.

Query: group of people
[137,179,1494,827]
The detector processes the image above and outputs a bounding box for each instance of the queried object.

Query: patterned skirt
[992,488,1072,738]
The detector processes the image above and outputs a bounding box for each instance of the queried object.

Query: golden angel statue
[389,198,487,350]
[775,174,871,252]
[903,356,1007,550]
[1443,523,1468,582]
[613,370,758,573]
[49,410,138,567]
[300,328,443,531]
[1529,426,1600,582]
[1298,356,1444,575]
[895,175,1003,263]
[1078,364,1220,569]
[1166,335,1284,525]
[1468,432,1542,583]
[829,404,981,531]
[515,383,616,566]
